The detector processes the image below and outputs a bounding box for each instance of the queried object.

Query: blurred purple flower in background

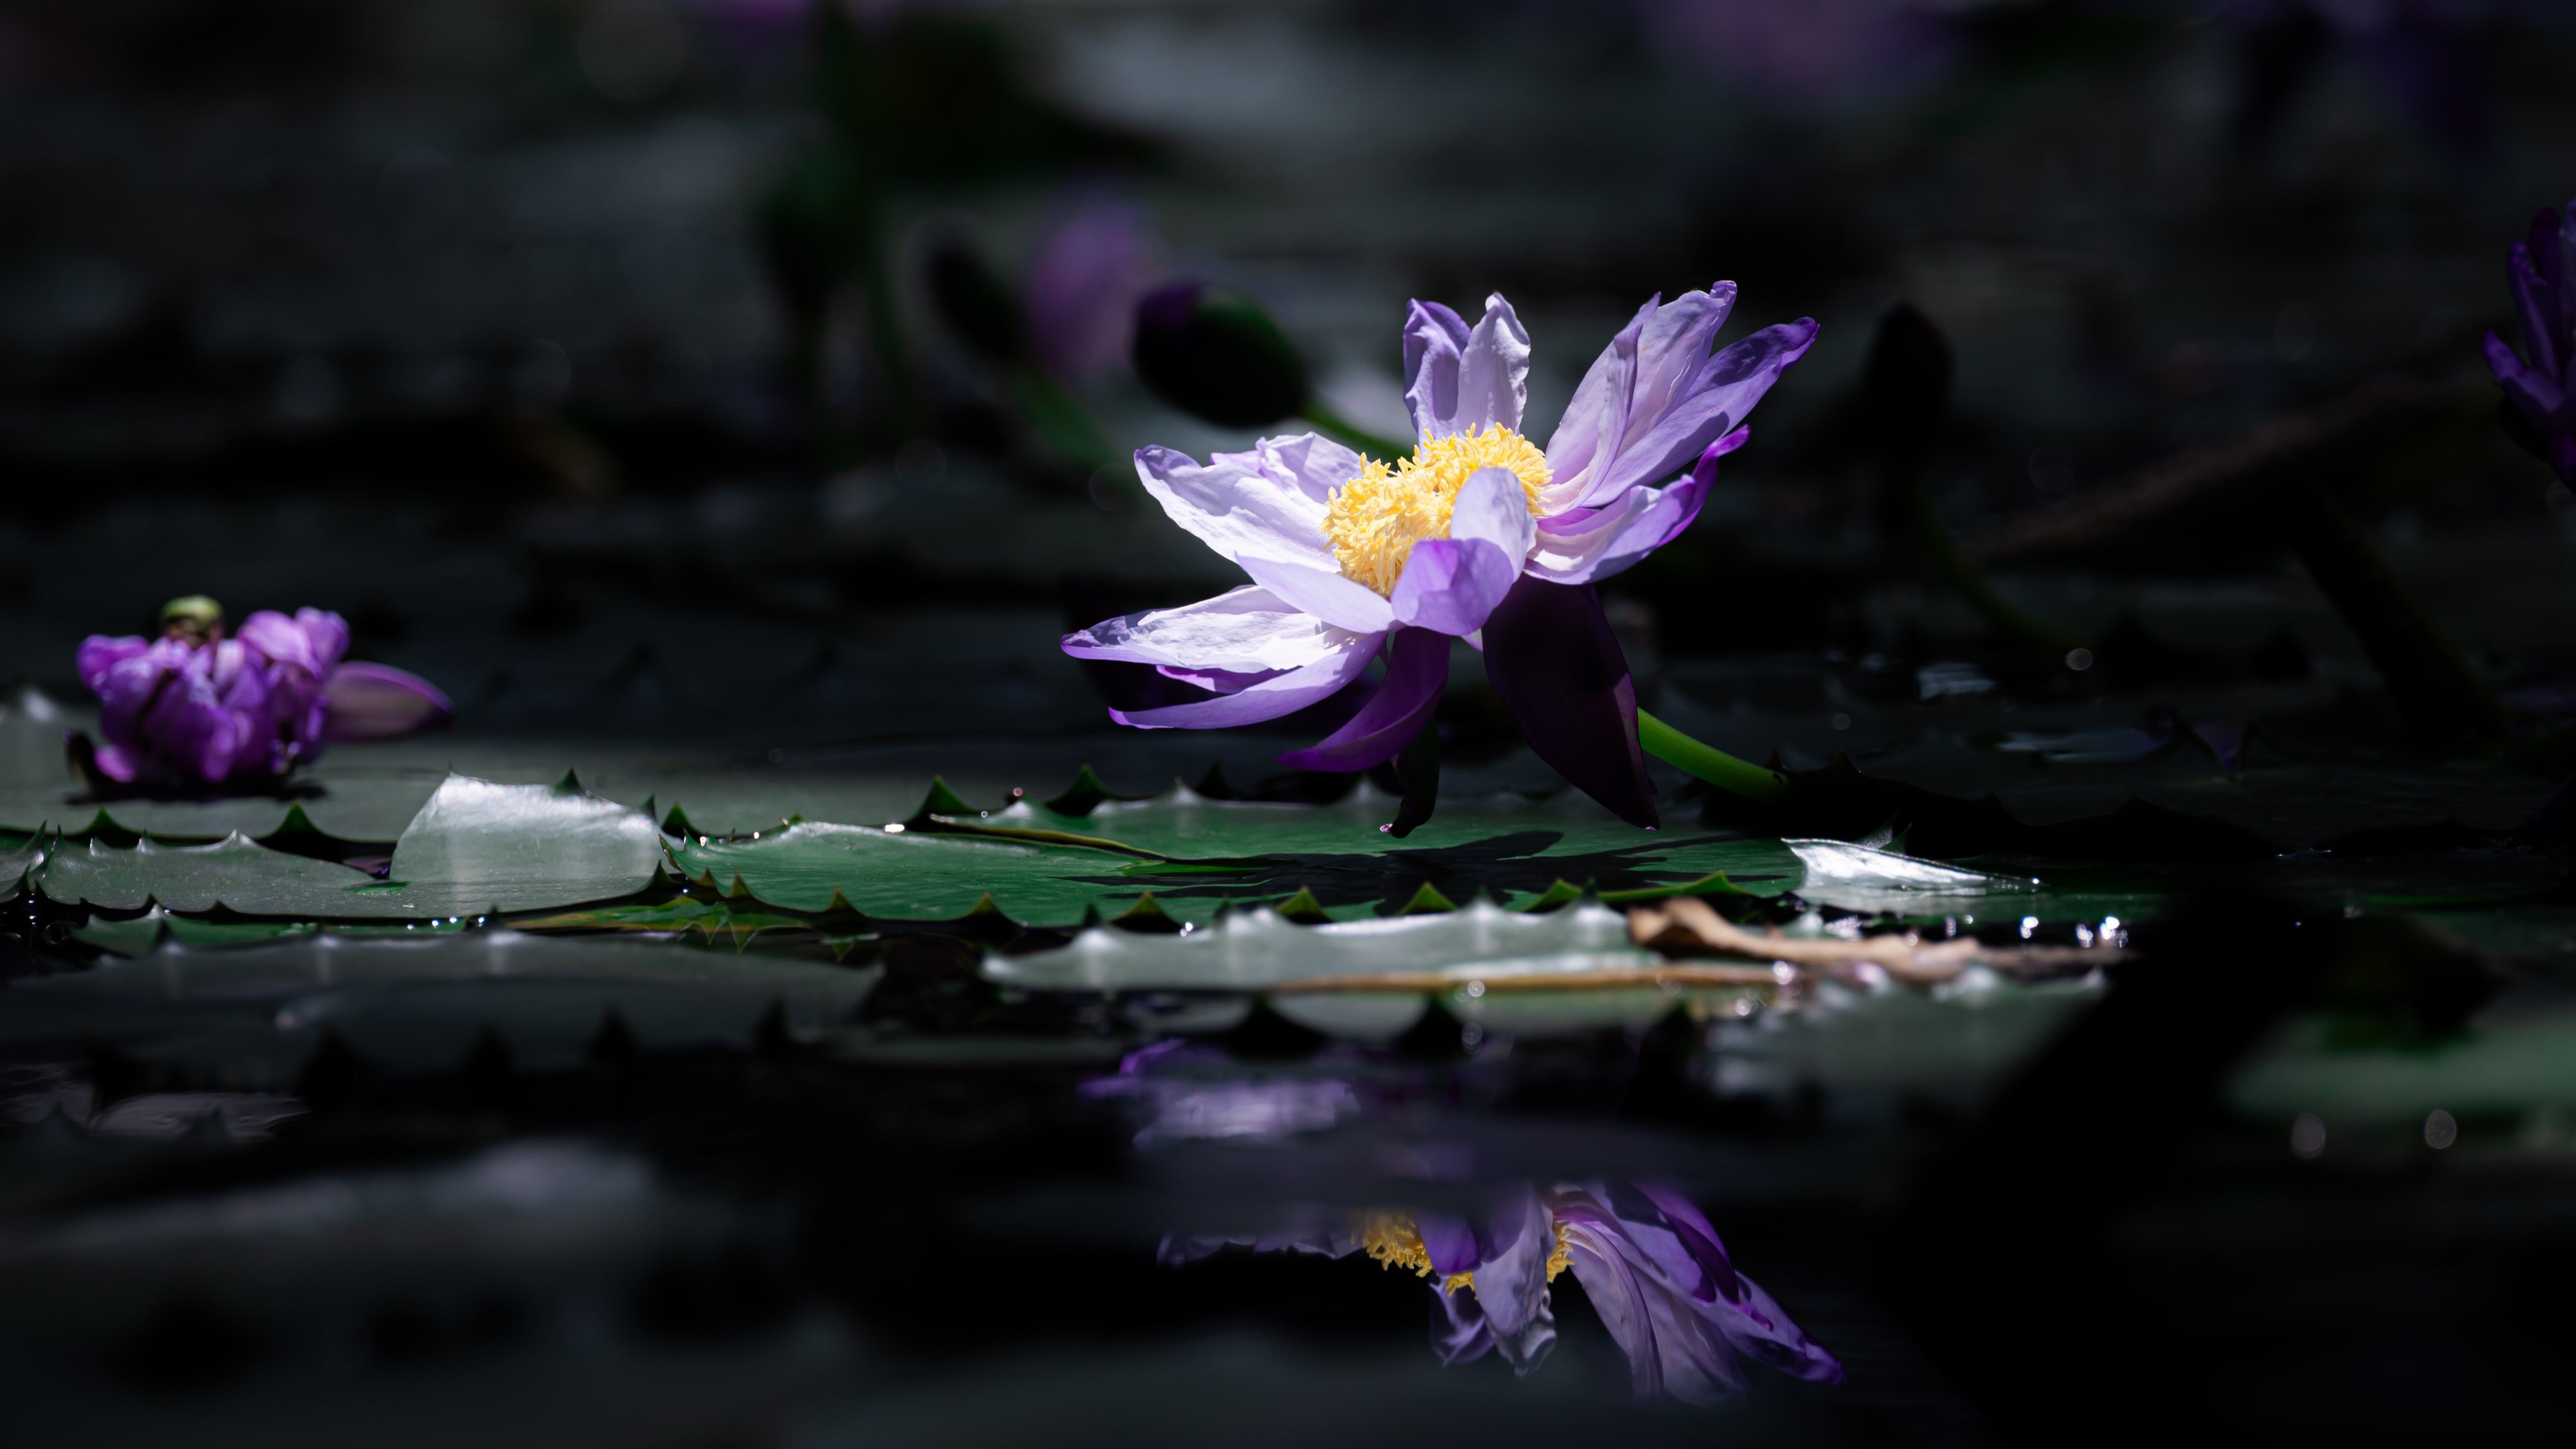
[2486,194,2576,487]
[72,597,449,791]
[1633,0,1957,111]
[1065,286,1814,826]
[1164,1181,1842,1406]
[1024,197,1165,380]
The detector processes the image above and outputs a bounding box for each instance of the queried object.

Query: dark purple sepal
[1480,577,1658,828]
[1277,628,1448,774]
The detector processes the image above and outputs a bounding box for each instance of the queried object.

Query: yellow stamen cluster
[1355,1209,1573,1298]
[1322,426,1550,596]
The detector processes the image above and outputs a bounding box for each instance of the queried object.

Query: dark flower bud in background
[925,237,1028,365]
[159,593,225,647]
[1863,303,1953,470]
[1131,283,1309,428]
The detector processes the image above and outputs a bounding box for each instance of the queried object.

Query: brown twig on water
[1628,897,2128,987]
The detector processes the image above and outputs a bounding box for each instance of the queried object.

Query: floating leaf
[72,908,316,955]
[33,774,663,919]
[385,774,663,913]
[982,899,1648,992]
[672,791,1795,926]
[1785,840,2035,913]
[38,833,389,915]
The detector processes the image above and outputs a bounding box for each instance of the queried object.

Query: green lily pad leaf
[982,899,1648,992]
[73,908,316,956]
[672,821,1144,924]
[672,789,1797,926]
[38,833,386,914]
[33,774,663,919]
[0,832,43,887]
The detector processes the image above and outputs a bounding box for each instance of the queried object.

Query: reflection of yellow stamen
[1355,1209,1574,1297]
[1323,426,1550,596]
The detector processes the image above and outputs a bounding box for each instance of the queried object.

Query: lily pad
[32,774,664,919]
[983,900,1648,992]
[670,783,1801,927]
[72,909,316,955]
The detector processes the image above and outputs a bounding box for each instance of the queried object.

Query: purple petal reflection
[1480,577,1657,828]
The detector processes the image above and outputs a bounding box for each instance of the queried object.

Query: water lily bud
[158,594,223,646]
[1131,284,1309,428]
[926,238,1026,365]
[1865,304,1953,464]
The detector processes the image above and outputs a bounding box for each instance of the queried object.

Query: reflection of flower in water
[1166,1182,1841,1406]
[1083,1041,1364,1146]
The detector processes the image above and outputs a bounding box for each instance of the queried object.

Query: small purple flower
[1163,1180,1842,1406]
[1064,287,1815,826]
[2486,195,2576,487]
[1024,197,1164,380]
[73,599,449,790]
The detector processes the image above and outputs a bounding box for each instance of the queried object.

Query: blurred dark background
[9,6,2576,1447]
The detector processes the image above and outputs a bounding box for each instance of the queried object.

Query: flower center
[1355,1209,1572,1297]
[1322,426,1550,596]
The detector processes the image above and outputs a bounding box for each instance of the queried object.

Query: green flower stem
[1008,367,1124,477]
[1903,475,2088,655]
[1636,709,1791,802]
[1297,399,1412,462]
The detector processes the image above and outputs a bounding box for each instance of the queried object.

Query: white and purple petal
[1617,284,1737,454]
[1132,433,1363,571]
[1390,467,1530,635]
[1451,293,1531,439]
[1401,300,1472,441]
[1553,318,1818,513]
[1406,294,1530,441]
[1062,584,1348,675]
[1238,555,1396,636]
[1528,428,1743,584]
[1108,630,1380,731]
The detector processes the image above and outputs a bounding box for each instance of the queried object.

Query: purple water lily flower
[74,599,450,790]
[1063,287,1816,827]
[2486,194,2576,487]
[1163,1180,1841,1406]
